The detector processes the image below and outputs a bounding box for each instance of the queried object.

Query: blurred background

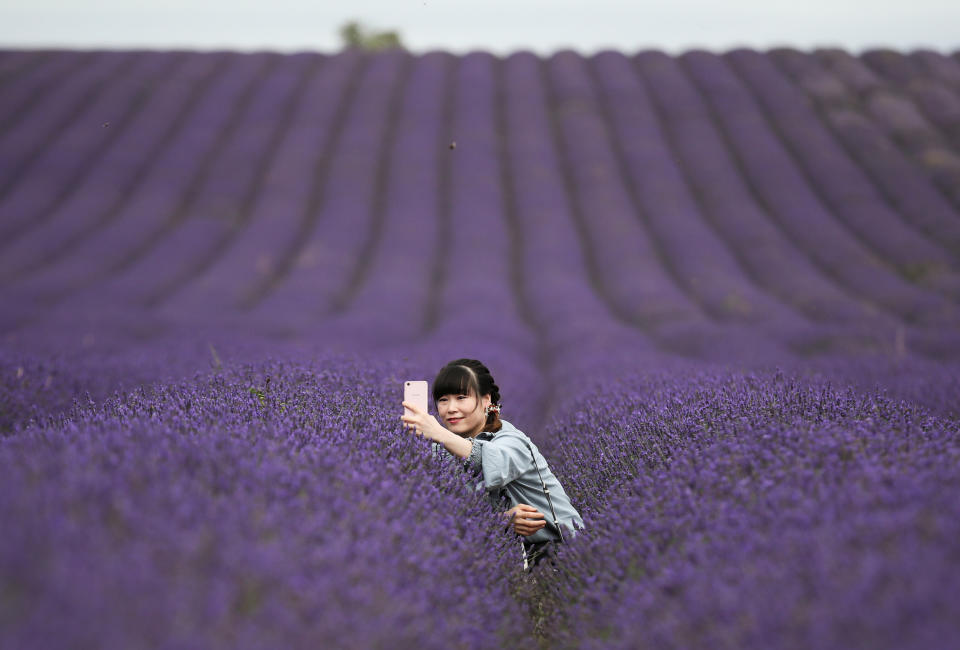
[2,0,959,410]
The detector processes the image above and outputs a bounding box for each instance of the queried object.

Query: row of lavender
[2,49,960,364]
[534,364,960,648]
[3,348,958,648]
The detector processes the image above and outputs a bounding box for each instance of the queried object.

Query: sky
[1,0,958,55]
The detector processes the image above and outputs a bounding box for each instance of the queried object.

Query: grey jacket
[432,419,584,544]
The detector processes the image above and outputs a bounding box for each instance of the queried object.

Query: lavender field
[2,47,960,649]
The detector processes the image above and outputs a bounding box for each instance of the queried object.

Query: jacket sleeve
[466,433,532,489]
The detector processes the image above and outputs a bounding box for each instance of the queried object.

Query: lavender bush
[2,354,531,649]
[535,367,960,649]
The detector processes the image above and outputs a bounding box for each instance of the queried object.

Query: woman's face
[436,389,491,438]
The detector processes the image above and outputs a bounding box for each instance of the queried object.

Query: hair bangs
[432,364,479,404]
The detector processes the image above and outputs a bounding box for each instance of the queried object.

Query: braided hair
[431,358,503,433]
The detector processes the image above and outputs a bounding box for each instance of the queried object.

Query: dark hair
[431,359,503,433]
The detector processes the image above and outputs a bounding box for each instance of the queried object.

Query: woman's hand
[400,401,446,442]
[504,504,546,537]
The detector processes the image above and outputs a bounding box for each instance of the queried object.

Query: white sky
[1,0,958,55]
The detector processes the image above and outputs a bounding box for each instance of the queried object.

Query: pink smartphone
[404,380,428,417]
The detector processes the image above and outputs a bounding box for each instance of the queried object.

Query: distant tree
[339,20,404,51]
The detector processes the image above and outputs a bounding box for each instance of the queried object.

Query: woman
[400,358,584,570]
